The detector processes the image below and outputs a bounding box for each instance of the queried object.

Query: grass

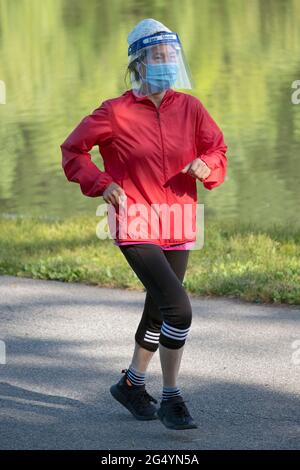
[0,214,300,305]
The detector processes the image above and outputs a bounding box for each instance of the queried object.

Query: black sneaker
[110,369,158,421]
[157,395,198,430]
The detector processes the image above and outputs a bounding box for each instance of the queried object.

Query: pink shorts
[114,240,196,250]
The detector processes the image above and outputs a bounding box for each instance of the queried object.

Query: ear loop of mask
[136,59,146,83]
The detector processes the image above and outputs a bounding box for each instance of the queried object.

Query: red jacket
[61,88,228,245]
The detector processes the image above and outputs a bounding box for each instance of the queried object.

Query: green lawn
[1,215,299,304]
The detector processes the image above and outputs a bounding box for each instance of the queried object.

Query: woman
[61,18,228,431]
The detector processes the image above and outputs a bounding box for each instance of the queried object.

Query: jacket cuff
[82,172,114,197]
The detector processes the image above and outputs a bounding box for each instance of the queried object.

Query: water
[0,0,300,228]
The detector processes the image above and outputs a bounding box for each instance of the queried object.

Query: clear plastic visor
[127,36,194,98]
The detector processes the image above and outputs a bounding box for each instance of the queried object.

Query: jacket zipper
[156,110,166,182]
[156,109,170,243]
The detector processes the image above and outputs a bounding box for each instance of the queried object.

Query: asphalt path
[0,275,299,449]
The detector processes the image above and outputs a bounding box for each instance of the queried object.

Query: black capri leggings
[119,243,192,351]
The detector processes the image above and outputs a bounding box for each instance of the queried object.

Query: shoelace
[131,389,158,406]
[170,400,191,418]
[121,369,158,405]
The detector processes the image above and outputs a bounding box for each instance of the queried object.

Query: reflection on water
[0,0,300,228]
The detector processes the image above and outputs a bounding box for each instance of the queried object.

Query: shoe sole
[157,408,198,430]
[110,384,158,421]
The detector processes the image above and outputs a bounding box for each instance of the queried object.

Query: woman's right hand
[102,182,127,206]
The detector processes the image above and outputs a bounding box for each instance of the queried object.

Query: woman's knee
[164,290,192,327]
[159,292,192,349]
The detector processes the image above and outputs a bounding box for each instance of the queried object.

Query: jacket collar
[123,88,176,108]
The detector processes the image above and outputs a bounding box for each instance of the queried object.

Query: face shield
[127,31,194,98]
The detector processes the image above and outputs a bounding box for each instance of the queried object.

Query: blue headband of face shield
[128,31,181,56]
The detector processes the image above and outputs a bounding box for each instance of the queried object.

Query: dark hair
[124,50,147,89]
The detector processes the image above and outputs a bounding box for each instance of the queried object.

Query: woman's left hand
[181,157,211,181]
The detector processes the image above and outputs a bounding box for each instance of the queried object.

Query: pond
[0,0,299,228]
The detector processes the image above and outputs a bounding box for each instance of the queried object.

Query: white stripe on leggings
[161,321,190,340]
[144,330,160,344]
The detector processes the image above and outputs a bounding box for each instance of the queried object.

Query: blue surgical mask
[143,62,178,90]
